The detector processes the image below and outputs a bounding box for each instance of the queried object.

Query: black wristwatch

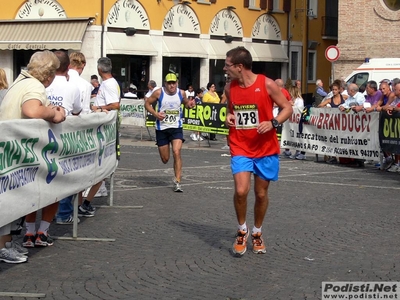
[271,118,279,128]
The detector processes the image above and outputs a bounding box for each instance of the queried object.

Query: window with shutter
[267,0,273,10]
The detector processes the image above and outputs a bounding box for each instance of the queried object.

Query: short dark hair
[91,74,98,80]
[226,46,252,69]
[53,51,69,73]
[196,88,203,95]
[367,80,378,91]
[206,82,215,90]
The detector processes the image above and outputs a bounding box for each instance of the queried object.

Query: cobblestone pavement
[0,125,399,300]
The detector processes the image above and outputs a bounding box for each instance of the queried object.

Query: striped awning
[0,19,90,50]
[249,43,288,63]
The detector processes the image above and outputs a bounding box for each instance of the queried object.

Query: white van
[344,58,400,93]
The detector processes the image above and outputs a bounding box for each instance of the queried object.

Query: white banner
[0,111,118,227]
[120,98,146,127]
[281,107,380,159]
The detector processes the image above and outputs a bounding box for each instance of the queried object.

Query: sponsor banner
[322,281,400,299]
[145,103,229,135]
[0,112,118,228]
[281,107,380,159]
[379,111,400,154]
[120,98,146,127]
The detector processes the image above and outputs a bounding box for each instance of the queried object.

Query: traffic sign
[325,46,340,62]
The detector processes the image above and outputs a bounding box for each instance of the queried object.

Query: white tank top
[156,88,183,130]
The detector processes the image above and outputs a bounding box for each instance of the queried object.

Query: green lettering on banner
[121,104,144,113]
[59,129,97,157]
[0,138,40,172]
[103,123,117,143]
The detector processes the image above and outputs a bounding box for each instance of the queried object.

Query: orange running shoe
[251,232,266,254]
[232,230,249,255]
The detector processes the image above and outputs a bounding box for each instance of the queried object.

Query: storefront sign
[163,4,200,33]
[252,14,281,40]
[16,0,66,19]
[7,43,47,50]
[107,0,150,29]
[209,10,243,36]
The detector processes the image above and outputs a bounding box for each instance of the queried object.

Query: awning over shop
[0,19,90,50]
[208,40,244,60]
[162,36,207,58]
[105,32,158,56]
[249,43,288,63]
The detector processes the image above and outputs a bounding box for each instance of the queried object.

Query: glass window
[346,72,369,93]
[273,0,280,10]
[308,0,317,17]
[307,51,316,82]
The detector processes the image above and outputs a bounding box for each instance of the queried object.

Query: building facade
[337,0,400,80]
[0,0,336,98]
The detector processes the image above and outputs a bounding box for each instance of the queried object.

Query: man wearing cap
[124,84,138,99]
[144,73,195,192]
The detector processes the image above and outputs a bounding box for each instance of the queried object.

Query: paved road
[0,125,399,300]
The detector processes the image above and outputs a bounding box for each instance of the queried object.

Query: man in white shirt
[55,52,93,225]
[144,80,160,100]
[46,51,81,116]
[68,52,92,114]
[339,83,366,111]
[79,57,120,218]
[91,58,120,111]
[45,51,82,226]
[124,86,138,99]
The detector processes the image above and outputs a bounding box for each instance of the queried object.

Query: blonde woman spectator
[288,85,306,160]
[0,68,9,104]
[0,50,65,263]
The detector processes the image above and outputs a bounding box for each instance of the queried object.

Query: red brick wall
[336,0,400,79]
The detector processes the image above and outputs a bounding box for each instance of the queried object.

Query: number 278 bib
[233,104,259,129]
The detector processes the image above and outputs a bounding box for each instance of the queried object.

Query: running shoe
[22,234,36,248]
[0,248,27,264]
[295,153,306,160]
[387,163,399,173]
[232,229,249,256]
[5,241,28,256]
[251,232,266,254]
[35,232,54,247]
[173,178,183,192]
[56,215,80,225]
[78,203,95,217]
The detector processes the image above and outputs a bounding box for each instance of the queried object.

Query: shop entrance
[108,55,150,99]
[162,57,200,91]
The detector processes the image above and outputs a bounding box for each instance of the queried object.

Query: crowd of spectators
[0,51,118,264]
